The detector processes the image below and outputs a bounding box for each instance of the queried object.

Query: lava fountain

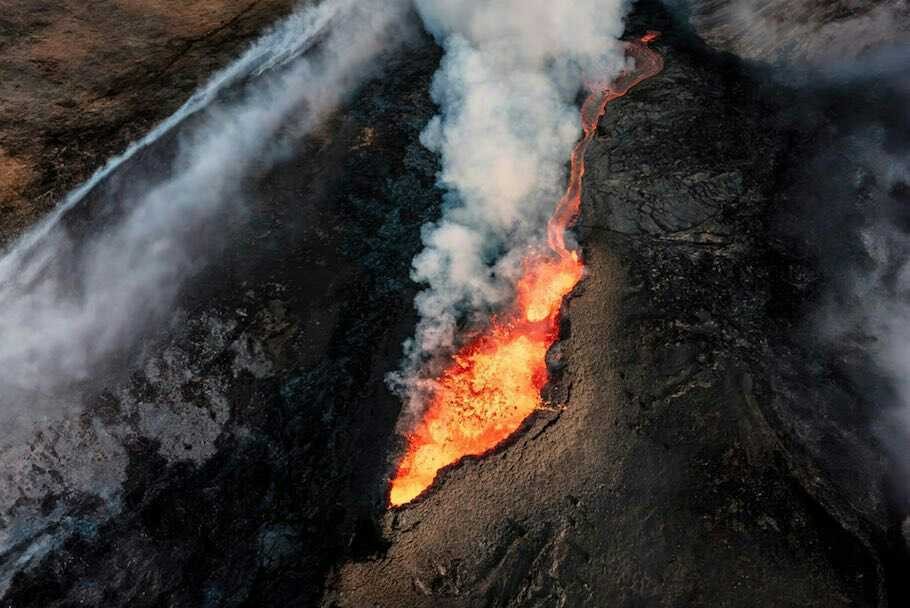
[389,34,665,507]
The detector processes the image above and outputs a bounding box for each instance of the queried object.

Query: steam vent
[2,0,910,606]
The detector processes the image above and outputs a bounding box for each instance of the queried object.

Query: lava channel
[390,34,665,507]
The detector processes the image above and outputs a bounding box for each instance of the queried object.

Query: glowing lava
[390,35,665,507]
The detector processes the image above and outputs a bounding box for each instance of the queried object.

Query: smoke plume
[393,0,633,413]
[0,0,409,438]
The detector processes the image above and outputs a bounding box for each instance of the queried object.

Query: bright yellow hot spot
[389,292,561,506]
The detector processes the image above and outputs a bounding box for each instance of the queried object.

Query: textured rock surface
[1,1,908,607]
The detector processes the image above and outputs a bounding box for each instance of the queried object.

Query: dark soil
[1,1,909,607]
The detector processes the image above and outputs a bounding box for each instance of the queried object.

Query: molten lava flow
[390,35,665,507]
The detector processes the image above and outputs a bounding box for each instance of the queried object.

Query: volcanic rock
[0,1,908,607]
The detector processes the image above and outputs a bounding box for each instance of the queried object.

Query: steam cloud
[0,0,408,438]
[393,0,633,413]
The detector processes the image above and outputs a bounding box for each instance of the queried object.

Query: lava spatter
[390,35,665,507]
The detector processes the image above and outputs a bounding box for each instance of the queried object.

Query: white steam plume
[393,0,633,411]
[0,0,409,437]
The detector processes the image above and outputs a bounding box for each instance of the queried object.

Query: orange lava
[389,34,665,507]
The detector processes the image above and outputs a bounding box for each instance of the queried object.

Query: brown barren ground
[0,0,295,240]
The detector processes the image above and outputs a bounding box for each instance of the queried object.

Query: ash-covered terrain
[0,1,909,607]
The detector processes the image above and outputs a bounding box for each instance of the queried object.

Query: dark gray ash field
[0,1,908,606]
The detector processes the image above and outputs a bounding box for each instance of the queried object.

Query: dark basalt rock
[1,1,908,607]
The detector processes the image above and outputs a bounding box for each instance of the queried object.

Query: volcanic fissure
[389,34,665,507]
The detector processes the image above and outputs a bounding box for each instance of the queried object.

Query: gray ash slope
[1,1,909,607]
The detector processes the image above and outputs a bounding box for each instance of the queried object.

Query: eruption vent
[390,35,664,507]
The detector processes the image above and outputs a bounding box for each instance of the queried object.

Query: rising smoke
[0,0,409,438]
[392,0,634,415]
